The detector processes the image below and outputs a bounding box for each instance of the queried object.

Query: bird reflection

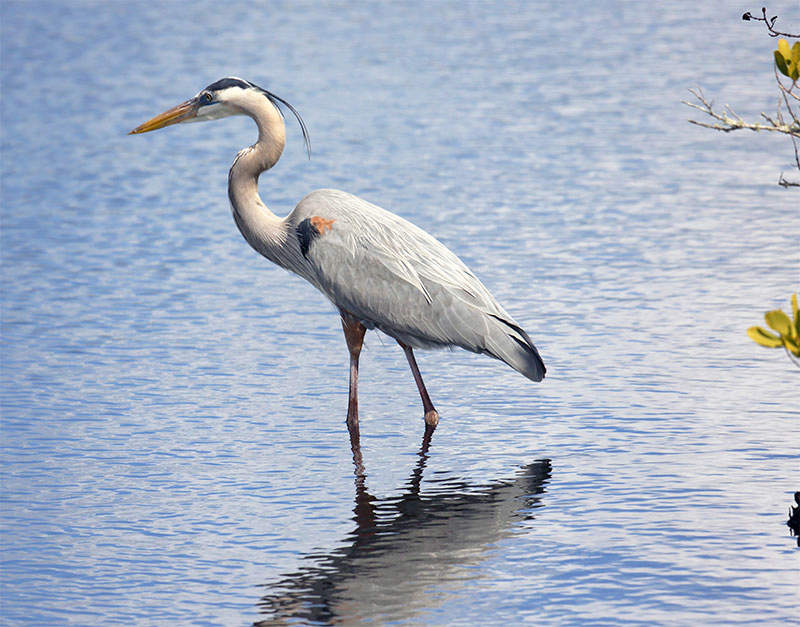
[255,425,551,625]
[788,491,800,547]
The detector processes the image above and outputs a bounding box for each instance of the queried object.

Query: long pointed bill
[129,99,197,134]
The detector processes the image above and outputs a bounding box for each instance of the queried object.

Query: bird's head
[129,77,310,154]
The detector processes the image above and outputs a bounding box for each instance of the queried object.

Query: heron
[130,77,545,437]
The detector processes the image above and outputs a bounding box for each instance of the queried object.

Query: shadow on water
[255,425,552,625]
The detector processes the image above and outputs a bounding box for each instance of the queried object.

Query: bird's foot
[424,408,439,428]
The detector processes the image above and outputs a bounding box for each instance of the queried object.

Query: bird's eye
[203,92,213,103]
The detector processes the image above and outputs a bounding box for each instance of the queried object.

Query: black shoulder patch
[296,216,335,259]
[296,218,319,259]
[205,77,251,92]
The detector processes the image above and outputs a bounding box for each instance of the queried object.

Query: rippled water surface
[2,1,798,624]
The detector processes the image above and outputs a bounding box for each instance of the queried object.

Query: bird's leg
[340,312,366,432]
[397,341,439,433]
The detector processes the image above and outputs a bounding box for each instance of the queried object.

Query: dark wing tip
[509,334,546,381]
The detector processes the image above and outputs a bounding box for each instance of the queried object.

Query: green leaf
[792,42,800,80]
[784,336,800,357]
[792,293,799,338]
[775,50,791,77]
[765,310,792,336]
[748,326,784,348]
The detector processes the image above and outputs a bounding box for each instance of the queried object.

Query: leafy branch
[684,9,800,187]
[748,294,800,369]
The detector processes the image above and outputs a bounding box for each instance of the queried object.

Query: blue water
[2,1,798,624]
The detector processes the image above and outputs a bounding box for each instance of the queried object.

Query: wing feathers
[292,190,545,381]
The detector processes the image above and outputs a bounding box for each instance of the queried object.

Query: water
[1,1,798,624]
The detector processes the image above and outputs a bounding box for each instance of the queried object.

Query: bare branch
[683,88,800,137]
[779,133,800,187]
[778,84,800,124]
[742,7,799,38]
[774,65,800,103]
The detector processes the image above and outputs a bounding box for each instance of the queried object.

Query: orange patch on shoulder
[309,216,335,234]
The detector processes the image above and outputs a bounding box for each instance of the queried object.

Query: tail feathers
[485,314,546,382]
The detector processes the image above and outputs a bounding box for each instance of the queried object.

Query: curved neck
[228,98,291,267]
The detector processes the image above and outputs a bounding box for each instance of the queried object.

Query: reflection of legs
[350,433,375,532]
[420,423,434,453]
[340,312,366,434]
[397,340,439,433]
[349,415,365,478]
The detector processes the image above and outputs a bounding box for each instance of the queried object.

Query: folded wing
[293,189,545,381]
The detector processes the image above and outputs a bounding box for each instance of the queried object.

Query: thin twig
[778,150,800,185]
[761,111,779,126]
[778,84,800,125]
[742,7,800,38]
[782,344,800,366]
[778,174,800,187]
[777,81,800,103]
[778,138,800,186]
[774,66,800,103]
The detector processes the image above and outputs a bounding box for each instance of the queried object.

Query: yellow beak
[129,99,197,134]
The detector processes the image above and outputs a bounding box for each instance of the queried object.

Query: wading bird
[130,78,545,436]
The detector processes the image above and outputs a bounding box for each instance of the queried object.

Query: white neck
[227,93,296,269]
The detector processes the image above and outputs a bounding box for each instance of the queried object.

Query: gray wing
[291,189,545,381]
